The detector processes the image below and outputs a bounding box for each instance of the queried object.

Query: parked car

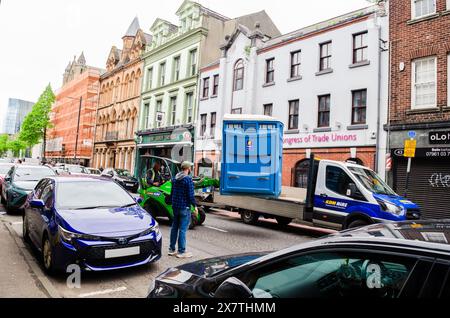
[0,163,14,188]
[23,176,162,273]
[101,168,139,193]
[1,165,56,213]
[149,220,450,298]
[87,168,101,175]
[62,164,90,176]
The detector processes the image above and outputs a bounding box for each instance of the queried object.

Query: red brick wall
[283,147,376,186]
[390,0,450,125]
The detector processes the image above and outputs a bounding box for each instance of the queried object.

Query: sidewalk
[0,220,48,298]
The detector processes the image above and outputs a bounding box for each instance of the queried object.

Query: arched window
[233,59,244,91]
[294,159,310,188]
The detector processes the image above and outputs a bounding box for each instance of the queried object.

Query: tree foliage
[19,84,55,147]
[6,138,27,157]
[0,134,9,157]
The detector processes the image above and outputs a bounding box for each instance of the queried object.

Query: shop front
[390,129,450,220]
[135,126,194,177]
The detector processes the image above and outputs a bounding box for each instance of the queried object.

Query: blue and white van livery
[204,115,421,230]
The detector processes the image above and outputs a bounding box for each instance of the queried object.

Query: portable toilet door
[220,115,283,197]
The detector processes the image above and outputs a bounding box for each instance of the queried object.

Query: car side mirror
[346,183,357,197]
[30,199,45,209]
[135,197,143,204]
[214,277,253,299]
[4,176,11,182]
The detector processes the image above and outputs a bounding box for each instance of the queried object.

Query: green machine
[137,155,218,229]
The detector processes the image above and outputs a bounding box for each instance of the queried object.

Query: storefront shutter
[394,158,450,219]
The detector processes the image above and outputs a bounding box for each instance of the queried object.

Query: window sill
[210,95,218,99]
[262,82,276,88]
[285,129,299,135]
[407,107,440,115]
[200,97,209,101]
[347,124,368,131]
[443,10,450,16]
[287,76,302,83]
[349,60,370,69]
[407,12,440,25]
[313,127,332,133]
[315,68,333,76]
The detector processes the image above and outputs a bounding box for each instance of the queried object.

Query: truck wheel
[241,210,259,225]
[189,213,197,230]
[276,217,292,227]
[347,219,369,229]
[197,207,206,225]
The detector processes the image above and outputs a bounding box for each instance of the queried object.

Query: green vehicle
[137,155,215,229]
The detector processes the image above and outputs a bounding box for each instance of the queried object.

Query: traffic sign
[408,131,417,139]
[404,139,417,158]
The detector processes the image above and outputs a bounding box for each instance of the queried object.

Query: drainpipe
[375,18,383,174]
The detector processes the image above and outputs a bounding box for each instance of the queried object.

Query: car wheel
[197,207,206,226]
[22,214,31,244]
[241,210,260,225]
[42,235,55,274]
[347,219,370,229]
[276,217,292,227]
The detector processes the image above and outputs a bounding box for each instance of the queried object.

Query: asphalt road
[0,206,332,298]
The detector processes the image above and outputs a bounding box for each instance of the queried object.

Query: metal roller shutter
[394,158,450,220]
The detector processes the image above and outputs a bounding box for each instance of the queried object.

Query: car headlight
[140,223,161,238]
[58,225,101,242]
[377,200,404,216]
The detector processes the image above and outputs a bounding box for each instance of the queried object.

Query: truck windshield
[348,167,396,196]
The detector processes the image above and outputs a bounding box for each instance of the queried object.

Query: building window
[265,58,275,84]
[233,60,244,91]
[170,97,177,126]
[155,100,163,128]
[319,41,332,71]
[264,104,273,117]
[210,112,216,138]
[173,56,180,82]
[212,75,219,96]
[189,49,197,77]
[143,102,150,129]
[289,100,299,130]
[290,50,301,78]
[146,68,153,90]
[231,108,242,114]
[353,32,368,64]
[186,92,194,123]
[352,89,367,124]
[412,0,436,19]
[413,57,437,109]
[159,62,166,86]
[202,77,210,98]
[200,114,207,137]
[318,95,331,128]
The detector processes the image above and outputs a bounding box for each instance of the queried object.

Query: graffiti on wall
[429,173,450,188]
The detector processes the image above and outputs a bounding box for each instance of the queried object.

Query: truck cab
[311,159,421,229]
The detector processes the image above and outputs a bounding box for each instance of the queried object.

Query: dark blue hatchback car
[23,176,162,273]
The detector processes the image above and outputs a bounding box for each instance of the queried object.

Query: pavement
[0,205,334,298]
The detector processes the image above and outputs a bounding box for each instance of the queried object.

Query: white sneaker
[168,250,177,256]
[176,252,193,259]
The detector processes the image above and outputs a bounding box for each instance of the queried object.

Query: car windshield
[349,167,397,196]
[55,181,136,210]
[0,165,12,174]
[14,167,56,181]
[116,169,131,177]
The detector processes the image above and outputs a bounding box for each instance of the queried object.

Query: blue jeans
[170,208,191,254]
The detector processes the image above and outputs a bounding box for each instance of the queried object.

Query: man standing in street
[169,161,197,258]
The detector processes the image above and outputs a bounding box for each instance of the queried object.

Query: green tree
[19,84,55,147]
[6,138,26,158]
[0,134,8,157]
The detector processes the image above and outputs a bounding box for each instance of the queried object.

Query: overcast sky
[0,0,371,127]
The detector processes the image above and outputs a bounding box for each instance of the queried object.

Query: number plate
[105,246,140,259]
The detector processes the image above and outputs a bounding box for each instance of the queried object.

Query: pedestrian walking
[169,161,198,258]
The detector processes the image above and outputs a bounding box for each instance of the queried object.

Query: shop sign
[393,147,450,158]
[429,131,450,145]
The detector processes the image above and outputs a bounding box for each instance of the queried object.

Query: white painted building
[195,3,390,185]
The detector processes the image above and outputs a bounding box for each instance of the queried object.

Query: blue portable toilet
[220,114,284,197]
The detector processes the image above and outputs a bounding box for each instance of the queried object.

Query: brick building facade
[387,0,450,219]
[45,53,100,166]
